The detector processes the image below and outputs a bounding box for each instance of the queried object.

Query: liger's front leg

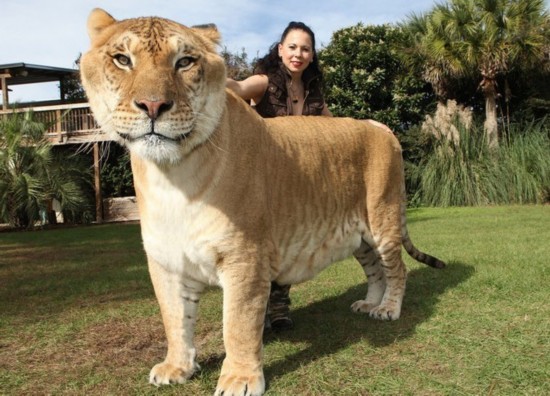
[215,262,270,396]
[147,257,204,385]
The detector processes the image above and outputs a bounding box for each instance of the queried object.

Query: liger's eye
[113,54,132,68]
[176,56,196,70]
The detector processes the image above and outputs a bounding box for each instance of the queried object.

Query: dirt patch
[83,317,165,362]
[2,316,165,394]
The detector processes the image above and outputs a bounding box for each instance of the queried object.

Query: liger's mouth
[117,131,191,143]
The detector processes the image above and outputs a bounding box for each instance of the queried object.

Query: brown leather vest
[254,65,326,118]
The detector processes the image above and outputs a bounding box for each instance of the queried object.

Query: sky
[1,0,546,103]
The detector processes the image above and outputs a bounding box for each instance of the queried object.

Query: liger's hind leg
[371,235,407,320]
[351,239,386,314]
[351,236,407,321]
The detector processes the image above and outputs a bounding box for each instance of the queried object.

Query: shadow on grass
[198,261,474,386]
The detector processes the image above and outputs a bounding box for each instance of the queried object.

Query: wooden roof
[0,62,78,86]
[0,63,79,110]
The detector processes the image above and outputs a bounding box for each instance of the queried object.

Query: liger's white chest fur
[134,157,232,287]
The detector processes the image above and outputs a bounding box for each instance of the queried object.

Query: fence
[0,102,107,144]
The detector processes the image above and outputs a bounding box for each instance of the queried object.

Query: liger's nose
[135,100,174,120]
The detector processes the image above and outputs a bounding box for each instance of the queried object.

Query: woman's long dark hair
[254,21,323,81]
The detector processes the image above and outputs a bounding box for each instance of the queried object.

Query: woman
[227,21,329,332]
[227,21,331,118]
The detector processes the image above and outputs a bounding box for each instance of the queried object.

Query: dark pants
[267,282,292,330]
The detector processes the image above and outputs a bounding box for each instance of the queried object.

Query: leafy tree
[221,47,254,80]
[60,55,86,101]
[0,111,91,228]
[403,0,549,148]
[100,143,134,198]
[318,23,435,132]
[61,73,86,101]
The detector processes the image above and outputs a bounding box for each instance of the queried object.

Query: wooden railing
[0,102,108,145]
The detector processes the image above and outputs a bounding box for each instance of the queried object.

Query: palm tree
[402,12,455,104]
[404,0,549,148]
[0,111,90,228]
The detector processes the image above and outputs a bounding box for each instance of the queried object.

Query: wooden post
[56,109,63,143]
[59,78,66,101]
[1,73,11,110]
[93,142,103,223]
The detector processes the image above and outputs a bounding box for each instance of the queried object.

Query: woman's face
[278,29,314,76]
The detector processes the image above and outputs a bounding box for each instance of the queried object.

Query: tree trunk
[484,94,499,149]
[481,76,499,149]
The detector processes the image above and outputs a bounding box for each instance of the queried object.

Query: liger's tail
[400,181,446,269]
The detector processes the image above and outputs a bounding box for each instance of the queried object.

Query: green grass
[1,206,549,395]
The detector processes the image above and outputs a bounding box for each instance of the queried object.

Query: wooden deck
[0,102,108,145]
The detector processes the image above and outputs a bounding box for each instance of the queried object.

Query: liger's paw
[351,300,401,320]
[368,303,401,321]
[149,361,199,386]
[351,300,377,314]
[215,371,265,396]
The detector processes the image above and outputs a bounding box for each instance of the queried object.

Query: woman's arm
[226,74,269,104]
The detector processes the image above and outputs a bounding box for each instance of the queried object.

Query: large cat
[80,8,445,395]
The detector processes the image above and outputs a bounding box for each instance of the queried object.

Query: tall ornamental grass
[410,119,550,206]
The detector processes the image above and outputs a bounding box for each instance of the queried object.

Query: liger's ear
[87,8,117,42]
[192,24,221,46]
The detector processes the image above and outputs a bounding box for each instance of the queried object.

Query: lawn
[1,206,549,395]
